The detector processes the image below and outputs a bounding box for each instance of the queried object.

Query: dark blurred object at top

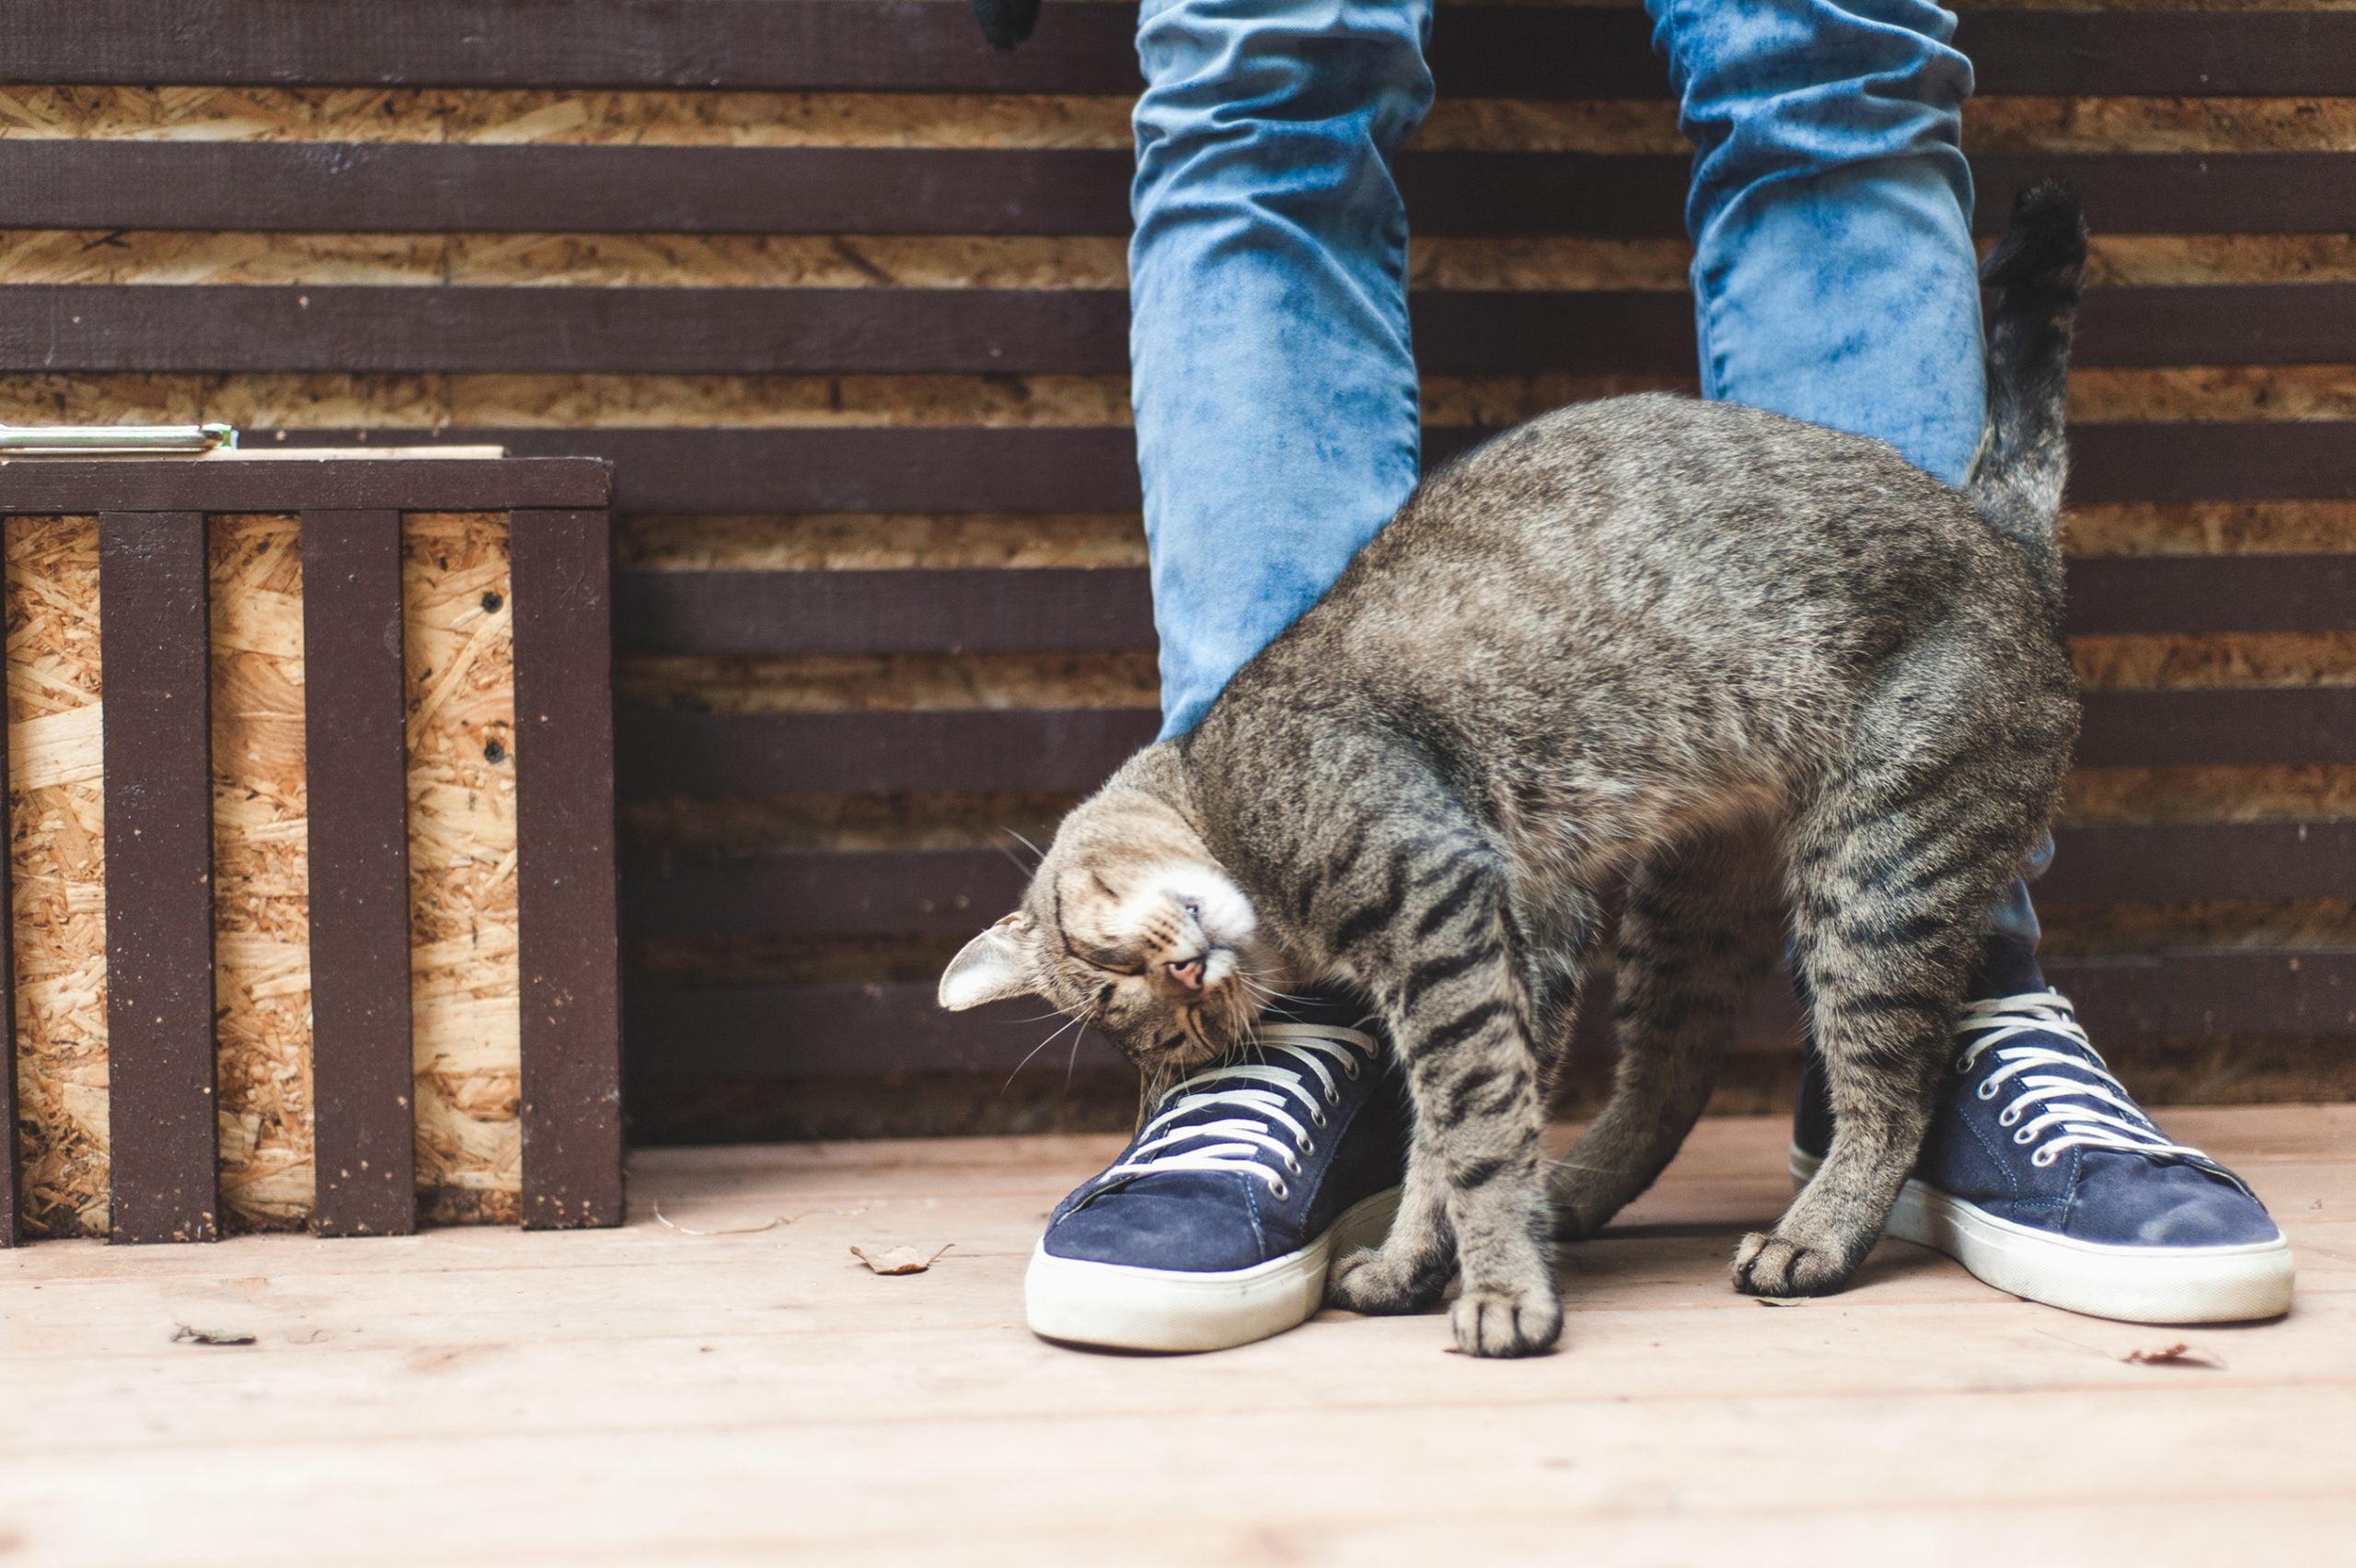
[969,0,1042,50]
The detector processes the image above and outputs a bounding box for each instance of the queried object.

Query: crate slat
[97,512,220,1245]
[512,510,626,1230]
[300,509,419,1238]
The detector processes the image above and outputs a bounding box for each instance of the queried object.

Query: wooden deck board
[0,1107,2349,1564]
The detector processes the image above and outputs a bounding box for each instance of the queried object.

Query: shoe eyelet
[1287,1157,1303,1176]
[1954,1055,1973,1074]
[1977,1082,1999,1101]
[2029,1148,2057,1169]
[1297,1133,1314,1153]
[1270,1180,1291,1201]
[1997,1106,2019,1126]
[2013,1128,2037,1145]
[1311,1108,1329,1128]
[1343,1060,1361,1080]
[1324,1086,1341,1106]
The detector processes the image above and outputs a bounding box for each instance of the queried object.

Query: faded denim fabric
[1131,0,2040,942]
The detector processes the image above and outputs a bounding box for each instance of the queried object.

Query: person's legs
[1019,0,1434,1353]
[1132,0,1434,738]
[1655,0,2291,1320]
[1649,0,2044,945]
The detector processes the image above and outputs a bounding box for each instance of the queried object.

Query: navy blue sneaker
[1026,1019,1407,1352]
[1796,940,2293,1323]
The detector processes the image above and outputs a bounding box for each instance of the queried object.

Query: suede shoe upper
[1044,1016,1409,1275]
[1797,940,2282,1251]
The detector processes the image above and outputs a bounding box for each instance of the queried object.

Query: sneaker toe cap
[2073,1155,2282,1249]
[1042,1181,1276,1273]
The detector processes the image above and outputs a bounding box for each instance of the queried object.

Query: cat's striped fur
[941,185,2086,1356]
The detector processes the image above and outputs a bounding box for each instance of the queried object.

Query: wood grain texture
[509,509,623,1230]
[301,510,417,1237]
[0,1110,2346,1562]
[402,512,522,1224]
[6,517,110,1238]
[97,512,218,1246]
[208,513,315,1231]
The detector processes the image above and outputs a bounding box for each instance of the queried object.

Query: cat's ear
[938,914,1040,1010]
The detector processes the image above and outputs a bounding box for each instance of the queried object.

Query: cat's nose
[1163,954,1206,991]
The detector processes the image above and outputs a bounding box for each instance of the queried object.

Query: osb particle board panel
[6,510,526,1235]
[6,517,109,1238]
[210,514,315,1229]
[402,512,522,1225]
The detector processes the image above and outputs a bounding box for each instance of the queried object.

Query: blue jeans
[1131,0,2043,946]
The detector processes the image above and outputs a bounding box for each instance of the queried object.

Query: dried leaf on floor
[2121,1342,2225,1368]
[851,1243,953,1275]
[172,1324,257,1347]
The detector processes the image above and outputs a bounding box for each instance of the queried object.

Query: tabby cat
[940,185,2086,1357]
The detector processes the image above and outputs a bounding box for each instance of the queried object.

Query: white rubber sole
[1791,1147,2294,1324]
[1025,1186,1403,1353]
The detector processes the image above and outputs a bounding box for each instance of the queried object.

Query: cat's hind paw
[1328,1243,1447,1316]
[1730,1229,1855,1297]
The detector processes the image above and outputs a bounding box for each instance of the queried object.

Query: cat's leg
[1323,831,1562,1356]
[1735,744,2034,1297]
[1551,819,1784,1239]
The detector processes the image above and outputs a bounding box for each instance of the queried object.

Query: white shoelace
[1955,990,2215,1170]
[1097,1023,1380,1202]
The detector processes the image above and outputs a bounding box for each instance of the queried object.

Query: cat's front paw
[1449,1282,1563,1357]
[1730,1229,1854,1297]
[1328,1243,1446,1315]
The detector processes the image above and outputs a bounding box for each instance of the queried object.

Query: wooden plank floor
[1,1106,2350,1566]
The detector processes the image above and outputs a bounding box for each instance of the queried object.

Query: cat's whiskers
[1001,1009,1089,1095]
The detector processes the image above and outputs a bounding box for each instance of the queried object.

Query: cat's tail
[1969,180,2087,600]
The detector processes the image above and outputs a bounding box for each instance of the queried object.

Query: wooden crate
[0,454,621,1242]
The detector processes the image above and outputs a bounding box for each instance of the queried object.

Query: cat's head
[937,753,1279,1071]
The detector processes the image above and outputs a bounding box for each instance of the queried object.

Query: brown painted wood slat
[622,847,1030,940]
[97,512,219,1245]
[2037,822,2356,907]
[300,510,417,1238]
[0,457,608,514]
[2077,688,2356,769]
[622,949,2356,1078]
[618,819,2356,943]
[272,423,2356,514]
[2067,555,2356,637]
[615,707,1160,799]
[615,688,2356,802]
[16,284,2346,375]
[7,144,2355,238]
[0,3,2340,97]
[510,509,625,1230]
[613,568,1160,658]
[609,555,2356,661]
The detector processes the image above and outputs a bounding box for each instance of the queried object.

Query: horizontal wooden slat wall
[9,0,2356,1138]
